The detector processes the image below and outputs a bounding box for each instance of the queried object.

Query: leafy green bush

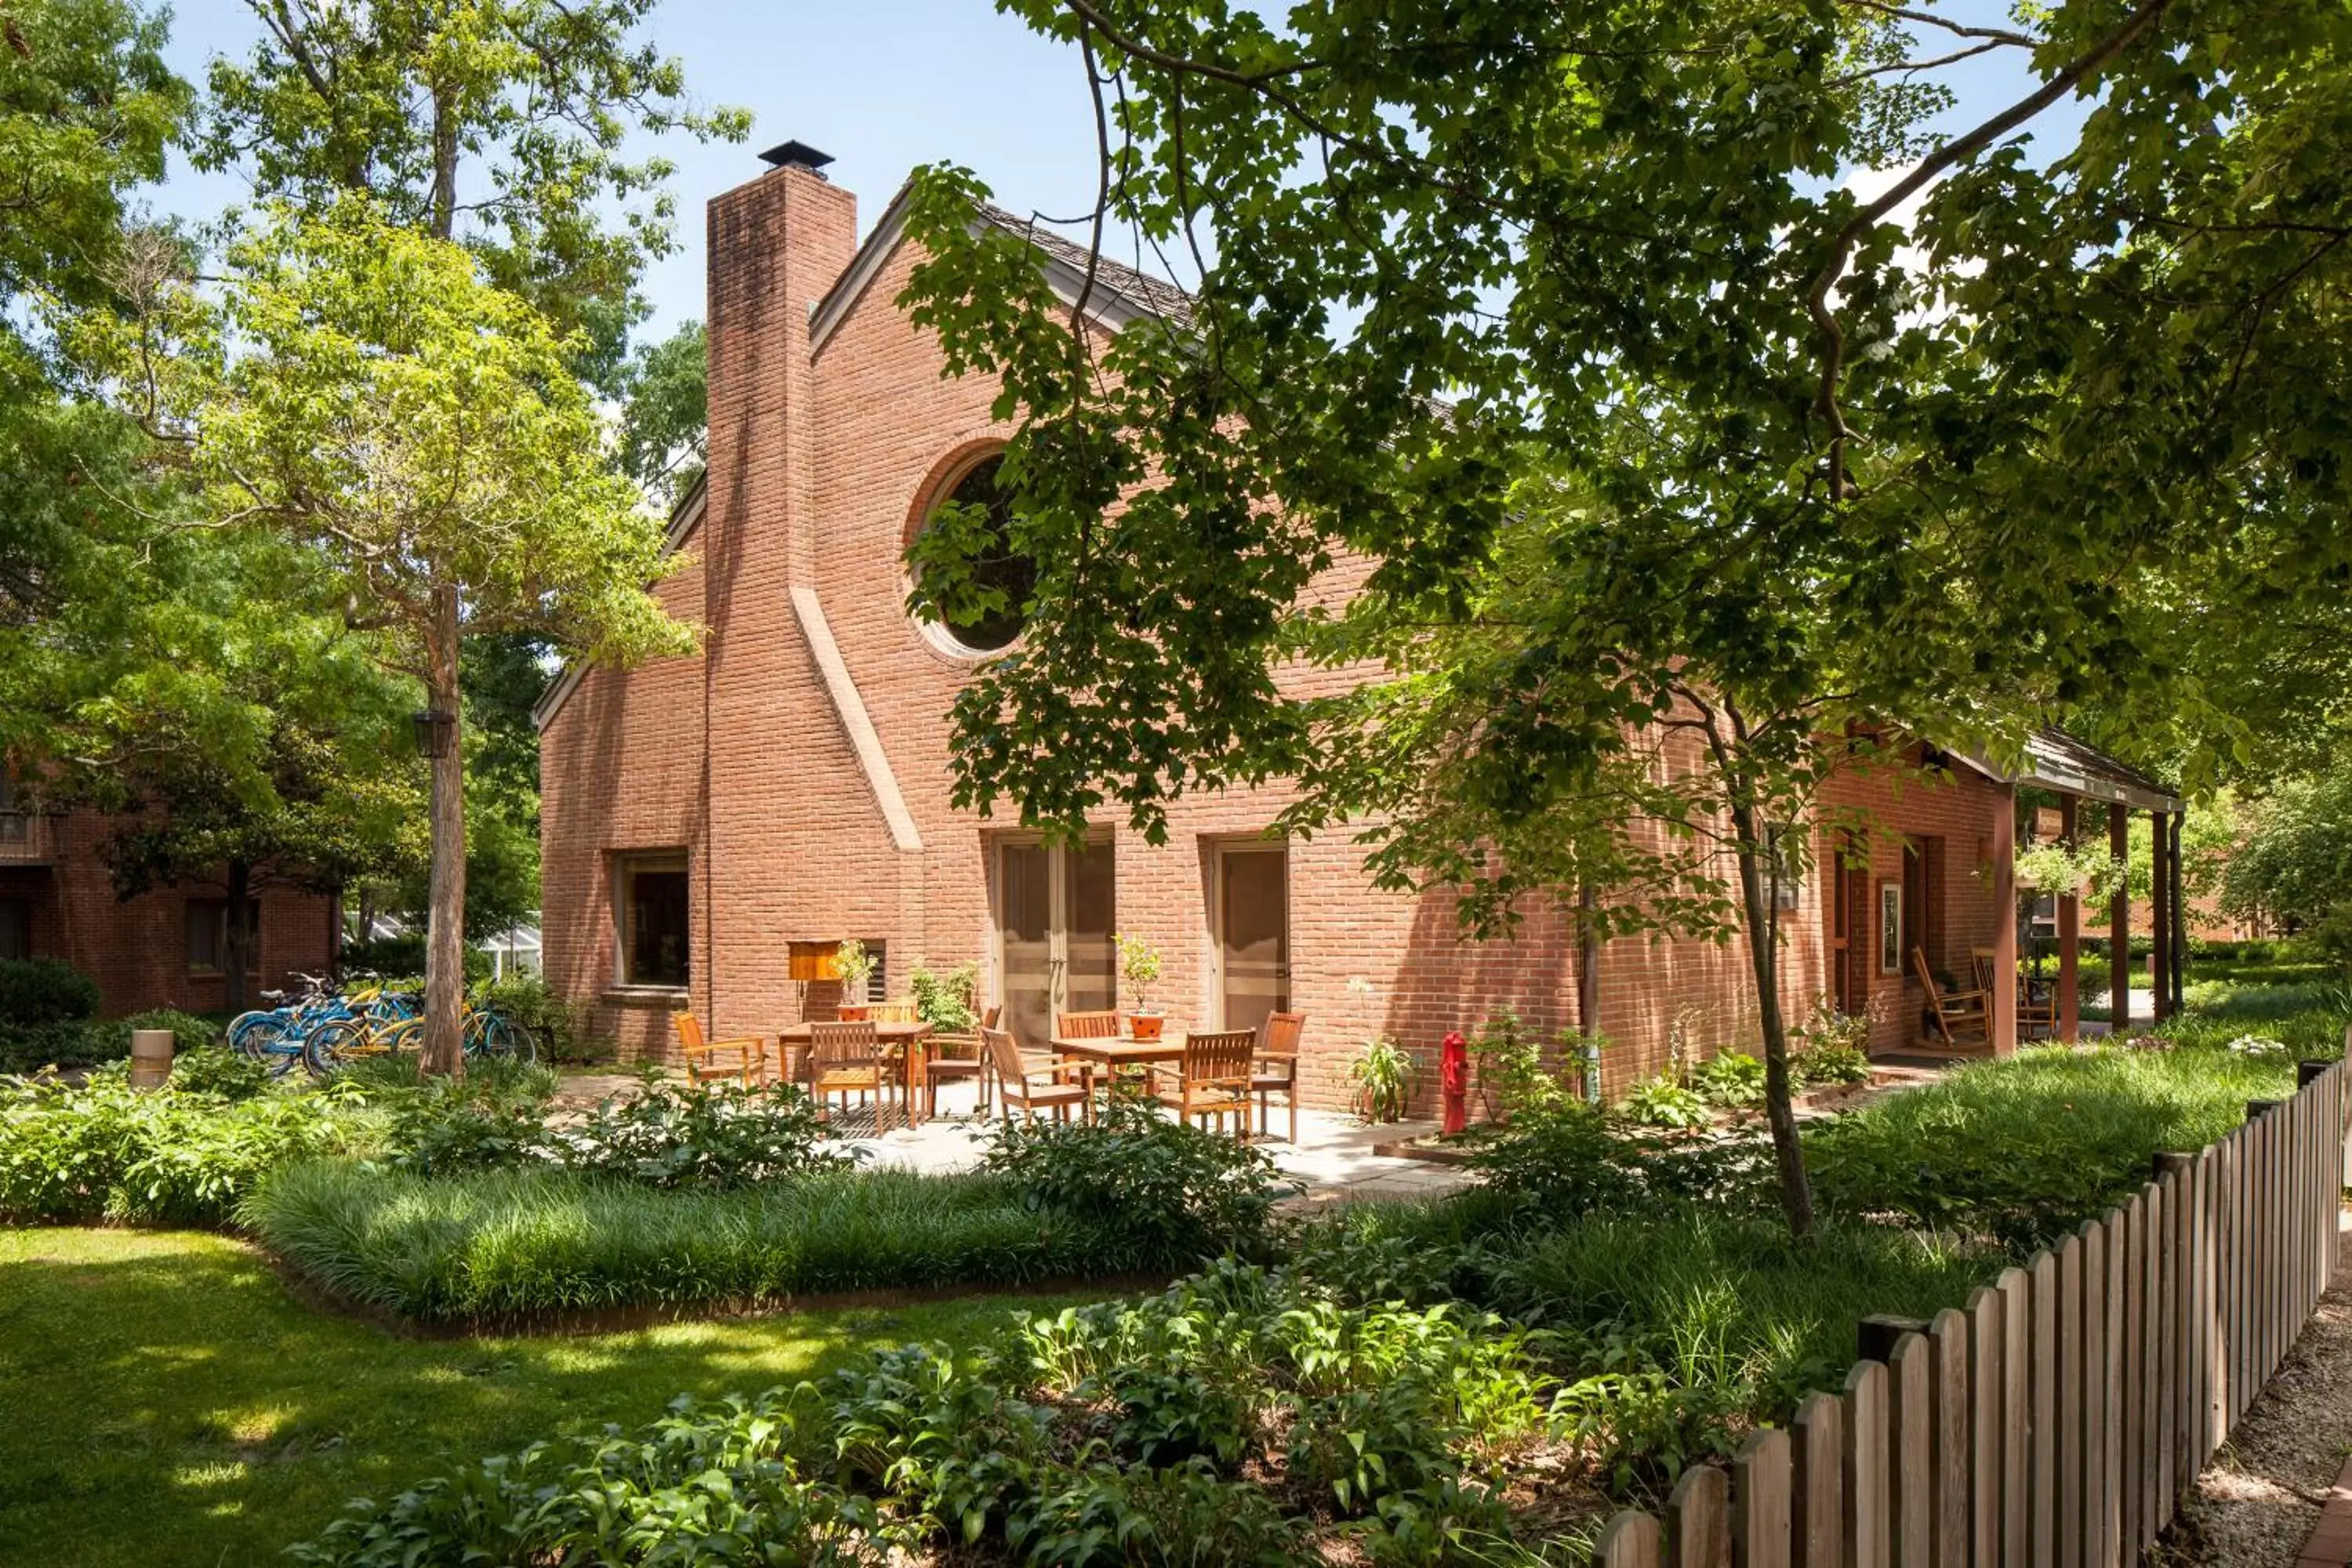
[0,1019,118,1073]
[0,1073,378,1225]
[1793,1041,1872,1089]
[289,1389,898,1568]
[908,961,982,1032]
[1617,1074,1708,1128]
[0,956,99,1025]
[170,1045,270,1101]
[468,972,611,1063]
[565,1075,853,1188]
[1347,1036,1418,1123]
[119,1007,223,1054]
[979,1091,1291,1272]
[1689,1049,1766,1108]
[242,1160,1111,1321]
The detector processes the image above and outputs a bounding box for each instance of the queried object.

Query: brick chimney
[702,149,859,1038]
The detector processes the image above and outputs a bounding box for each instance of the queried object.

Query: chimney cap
[758,140,835,173]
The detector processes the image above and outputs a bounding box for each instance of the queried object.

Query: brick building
[535,148,2188,1106]
[0,779,337,1018]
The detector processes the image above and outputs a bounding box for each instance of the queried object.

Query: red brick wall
[0,809,334,1018]
[536,160,2026,1102]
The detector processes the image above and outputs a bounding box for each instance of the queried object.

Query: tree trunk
[1728,800,1817,1240]
[223,858,252,1015]
[429,87,459,241]
[421,584,467,1077]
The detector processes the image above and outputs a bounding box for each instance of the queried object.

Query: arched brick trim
[900,436,1009,553]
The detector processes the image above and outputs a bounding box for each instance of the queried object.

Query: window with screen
[615,853,690,989]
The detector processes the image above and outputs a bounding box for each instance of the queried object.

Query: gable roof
[538,188,1193,734]
[809,182,1192,356]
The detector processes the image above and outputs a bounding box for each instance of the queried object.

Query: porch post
[2151,807,2172,1023]
[2107,804,2131,1036]
[2056,796,2080,1044]
[2170,810,2188,1014]
[1991,782,2019,1056]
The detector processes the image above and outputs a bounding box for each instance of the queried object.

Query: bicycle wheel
[469,1012,537,1064]
[303,1018,400,1080]
[230,1011,305,1077]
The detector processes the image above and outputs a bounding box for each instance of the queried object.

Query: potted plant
[833,938,873,1021]
[1113,932,1165,1040]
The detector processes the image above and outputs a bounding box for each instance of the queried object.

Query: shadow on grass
[0,1228,1098,1568]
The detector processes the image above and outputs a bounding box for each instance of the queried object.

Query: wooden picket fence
[1598,1054,2350,1568]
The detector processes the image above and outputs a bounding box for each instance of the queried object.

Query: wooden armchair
[866,999,921,1023]
[984,1025,1090,1123]
[1171,1029,1259,1141]
[1251,1011,1306,1143]
[1972,947,2056,1040]
[808,1020,899,1133]
[924,1004,1000,1118]
[672,1012,768,1087]
[1054,1009,1122,1040]
[1911,948,1991,1051]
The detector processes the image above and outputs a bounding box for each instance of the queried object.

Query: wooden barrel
[129,1028,175,1091]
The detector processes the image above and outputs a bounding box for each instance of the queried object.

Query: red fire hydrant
[1440,1030,1468,1135]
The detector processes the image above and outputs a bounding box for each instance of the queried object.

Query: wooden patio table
[1049,1032,1189,1103]
[773,1019,936,1127]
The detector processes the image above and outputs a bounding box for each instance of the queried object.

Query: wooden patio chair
[1171,1028,1259,1141]
[1911,948,1991,1051]
[924,1004,1000,1119]
[808,1020,900,1133]
[1054,1009,1122,1040]
[672,1012,768,1087]
[866,999,921,1023]
[1972,947,2056,1040]
[984,1025,1090,1124]
[1251,1011,1306,1143]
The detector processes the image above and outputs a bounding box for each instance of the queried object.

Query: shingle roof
[971,201,1194,327]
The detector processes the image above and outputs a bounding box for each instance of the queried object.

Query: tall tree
[194,0,747,389]
[614,320,707,510]
[131,201,689,1072]
[898,0,2351,1233]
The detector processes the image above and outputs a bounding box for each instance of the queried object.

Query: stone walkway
[2160,1221,2352,1567]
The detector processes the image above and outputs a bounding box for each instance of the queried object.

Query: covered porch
[1952,731,2189,1054]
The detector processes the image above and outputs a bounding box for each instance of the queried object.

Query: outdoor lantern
[412,708,457,758]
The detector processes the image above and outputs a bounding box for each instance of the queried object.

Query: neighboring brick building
[0,782,337,1018]
[535,148,2183,1106]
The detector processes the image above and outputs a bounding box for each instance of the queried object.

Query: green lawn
[0,1227,1095,1568]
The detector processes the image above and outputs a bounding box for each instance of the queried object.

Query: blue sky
[151,0,2087,344]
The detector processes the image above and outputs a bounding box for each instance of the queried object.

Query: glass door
[1217,845,1289,1035]
[994,836,1116,1049]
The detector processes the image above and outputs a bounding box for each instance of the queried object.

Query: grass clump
[1805,1043,2298,1247]
[245,1161,1126,1323]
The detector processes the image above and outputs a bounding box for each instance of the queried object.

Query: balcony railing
[0,811,56,865]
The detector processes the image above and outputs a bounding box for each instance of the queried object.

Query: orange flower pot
[1129,1014,1163,1042]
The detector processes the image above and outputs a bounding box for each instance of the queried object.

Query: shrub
[0,956,99,1025]
[288,1390,898,1568]
[119,1007,222,1054]
[243,1160,1105,1321]
[1793,1041,1872,1089]
[980,1092,1292,1273]
[170,1045,270,1101]
[908,960,981,1031]
[1469,1008,1570,1119]
[469,972,611,1063]
[0,1019,119,1074]
[563,1075,854,1188]
[1689,1049,1766,1109]
[0,1073,377,1225]
[1617,1075,1708,1129]
[1465,1099,1777,1224]
[1347,1035,1418,1123]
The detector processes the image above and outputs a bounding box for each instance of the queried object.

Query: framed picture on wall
[1878,880,1904,975]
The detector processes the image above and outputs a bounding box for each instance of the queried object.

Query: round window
[919,454,1037,655]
